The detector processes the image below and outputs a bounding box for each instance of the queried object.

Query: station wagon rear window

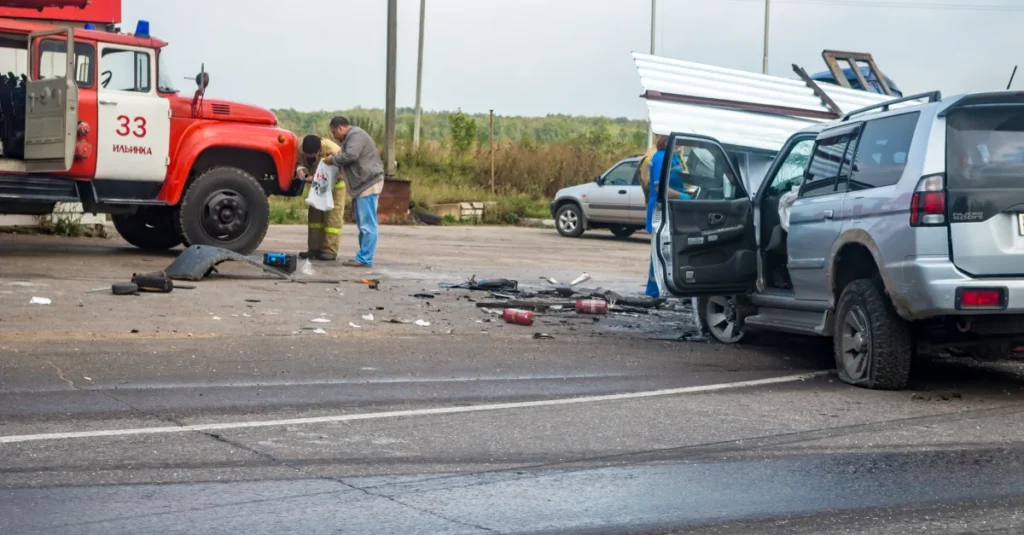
[947,107,1024,189]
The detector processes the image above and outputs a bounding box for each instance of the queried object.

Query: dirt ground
[0,225,693,343]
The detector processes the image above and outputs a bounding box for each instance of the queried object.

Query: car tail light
[956,288,1007,310]
[910,174,946,226]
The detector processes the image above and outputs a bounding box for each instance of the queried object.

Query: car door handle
[708,213,725,226]
[618,190,628,195]
[98,100,117,106]
[823,209,834,220]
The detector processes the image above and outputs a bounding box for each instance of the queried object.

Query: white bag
[305,160,339,211]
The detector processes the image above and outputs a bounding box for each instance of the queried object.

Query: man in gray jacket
[324,116,385,267]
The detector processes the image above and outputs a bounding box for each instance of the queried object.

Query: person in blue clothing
[646,135,691,298]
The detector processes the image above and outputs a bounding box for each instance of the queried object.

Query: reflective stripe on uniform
[325,227,342,235]
[308,223,324,229]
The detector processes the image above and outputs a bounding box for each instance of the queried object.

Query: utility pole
[413,0,426,149]
[384,0,398,176]
[646,0,656,149]
[489,109,495,194]
[762,0,770,74]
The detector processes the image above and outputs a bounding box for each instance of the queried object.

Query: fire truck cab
[0,0,300,254]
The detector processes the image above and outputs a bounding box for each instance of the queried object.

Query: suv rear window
[947,107,1024,189]
[848,112,919,191]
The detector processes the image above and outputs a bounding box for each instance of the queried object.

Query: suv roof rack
[841,91,942,122]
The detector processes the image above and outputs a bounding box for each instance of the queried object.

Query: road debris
[362,313,375,321]
[165,245,296,282]
[131,272,174,293]
[438,275,518,292]
[533,332,554,339]
[503,309,535,326]
[313,328,327,335]
[300,259,315,276]
[111,282,138,296]
[29,297,51,305]
[362,278,380,290]
[387,318,411,324]
[575,299,608,315]
[311,318,331,323]
[349,322,362,328]
[412,293,436,299]
[414,319,431,327]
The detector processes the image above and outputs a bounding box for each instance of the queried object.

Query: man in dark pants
[323,117,385,268]
[296,135,343,260]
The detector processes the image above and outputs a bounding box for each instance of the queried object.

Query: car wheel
[610,226,636,239]
[112,208,182,251]
[178,166,270,255]
[698,295,745,344]
[555,204,584,238]
[834,279,912,390]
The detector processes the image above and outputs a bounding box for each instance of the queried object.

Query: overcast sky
[123,0,1024,119]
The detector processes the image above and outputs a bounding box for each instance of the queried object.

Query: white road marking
[0,371,830,444]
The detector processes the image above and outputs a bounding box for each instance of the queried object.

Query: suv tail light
[910,174,946,227]
[956,287,1007,310]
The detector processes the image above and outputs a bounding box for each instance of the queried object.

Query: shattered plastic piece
[349,322,362,328]
[29,297,51,305]
[361,278,381,290]
[480,307,502,315]
[413,293,436,299]
[569,273,592,286]
[111,282,138,296]
[533,333,554,339]
[387,318,411,324]
[243,313,251,317]
[165,245,294,282]
[438,276,517,291]
[313,328,327,335]
[311,318,331,323]
[300,259,315,276]
[414,319,431,327]
[212,316,222,320]
[246,299,261,303]
[362,313,375,321]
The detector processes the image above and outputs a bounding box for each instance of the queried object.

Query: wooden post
[489,109,495,194]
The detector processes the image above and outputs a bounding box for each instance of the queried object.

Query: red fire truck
[0,0,300,254]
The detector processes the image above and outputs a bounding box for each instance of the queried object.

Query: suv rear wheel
[112,208,182,251]
[834,279,912,390]
[555,204,585,238]
[178,166,269,255]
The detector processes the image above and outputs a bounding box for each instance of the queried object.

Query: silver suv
[653,91,1024,390]
[550,157,646,239]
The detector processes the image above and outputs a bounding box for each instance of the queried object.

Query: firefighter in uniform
[296,135,345,260]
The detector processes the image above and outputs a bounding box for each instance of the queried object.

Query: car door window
[801,133,854,198]
[847,112,919,191]
[100,47,151,92]
[38,39,95,88]
[673,141,744,200]
[767,138,814,195]
[603,161,638,186]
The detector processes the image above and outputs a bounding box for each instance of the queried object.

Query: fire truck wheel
[112,209,183,251]
[178,166,269,255]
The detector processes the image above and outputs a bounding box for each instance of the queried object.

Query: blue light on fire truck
[84,23,95,30]
[135,20,150,38]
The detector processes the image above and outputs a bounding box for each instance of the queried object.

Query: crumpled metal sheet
[164,245,292,282]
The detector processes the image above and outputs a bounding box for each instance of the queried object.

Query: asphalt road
[4,226,1024,534]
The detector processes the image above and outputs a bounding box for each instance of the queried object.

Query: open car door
[653,134,758,296]
[25,27,77,172]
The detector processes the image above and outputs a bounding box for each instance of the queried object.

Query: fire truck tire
[112,210,183,251]
[178,166,269,255]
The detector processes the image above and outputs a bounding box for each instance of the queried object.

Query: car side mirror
[195,72,210,90]
[594,175,602,185]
